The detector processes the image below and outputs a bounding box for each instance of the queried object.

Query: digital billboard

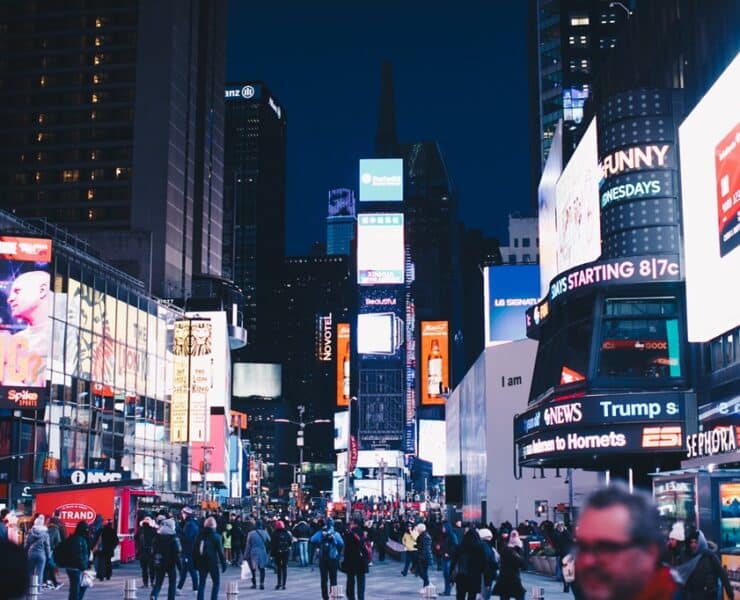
[232,363,282,399]
[357,313,404,355]
[484,264,540,346]
[315,313,333,362]
[419,419,446,477]
[334,410,349,451]
[538,120,563,296]
[357,213,404,285]
[0,237,52,410]
[420,321,449,405]
[555,118,601,273]
[336,323,350,407]
[680,53,740,342]
[359,159,403,202]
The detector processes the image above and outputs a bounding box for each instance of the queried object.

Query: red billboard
[337,323,350,406]
[420,321,448,405]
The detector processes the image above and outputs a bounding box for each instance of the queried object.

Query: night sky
[226,1,532,255]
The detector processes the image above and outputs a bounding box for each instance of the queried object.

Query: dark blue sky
[226,1,532,255]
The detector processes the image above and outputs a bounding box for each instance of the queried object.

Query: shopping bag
[240,560,252,580]
[80,570,96,588]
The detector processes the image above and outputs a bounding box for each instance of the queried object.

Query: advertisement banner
[170,320,190,443]
[680,53,740,341]
[0,236,52,410]
[334,410,349,450]
[359,159,403,202]
[336,323,350,406]
[315,313,333,362]
[484,265,540,346]
[538,120,563,297]
[420,321,449,405]
[357,214,404,285]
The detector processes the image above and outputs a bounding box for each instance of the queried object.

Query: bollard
[28,574,40,600]
[422,584,438,598]
[226,581,239,600]
[531,585,544,600]
[124,578,138,600]
[329,584,345,599]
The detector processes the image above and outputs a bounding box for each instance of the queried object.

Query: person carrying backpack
[245,519,270,590]
[342,518,370,600]
[310,518,344,600]
[478,528,500,600]
[177,507,200,593]
[416,523,434,594]
[193,517,226,600]
[270,520,293,590]
[150,518,182,600]
[135,517,158,588]
[55,521,90,600]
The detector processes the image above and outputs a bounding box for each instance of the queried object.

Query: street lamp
[609,1,632,18]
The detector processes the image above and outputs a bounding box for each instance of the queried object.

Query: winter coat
[270,529,293,558]
[402,531,418,552]
[341,529,369,575]
[245,528,270,570]
[440,524,458,558]
[293,521,311,540]
[222,527,232,550]
[47,522,62,550]
[310,526,344,565]
[180,517,200,557]
[99,525,119,556]
[25,525,51,560]
[551,527,573,557]
[230,524,245,550]
[194,528,226,571]
[68,533,90,571]
[152,522,182,570]
[450,539,485,592]
[373,523,389,545]
[492,545,527,599]
[417,531,434,567]
[135,524,157,560]
[481,541,500,587]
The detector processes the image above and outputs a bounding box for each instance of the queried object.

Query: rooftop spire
[374,60,400,158]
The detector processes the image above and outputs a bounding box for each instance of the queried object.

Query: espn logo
[641,426,682,448]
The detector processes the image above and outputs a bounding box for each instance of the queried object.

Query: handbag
[240,560,252,580]
[80,570,96,588]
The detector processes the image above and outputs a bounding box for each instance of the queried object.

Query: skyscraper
[326,188,356,256]
[223,81,287,360]
[0,0,227,297]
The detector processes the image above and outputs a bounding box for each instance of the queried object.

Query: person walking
[177,507,200,593]
[401,522,418,577]
[96,519,118,581]
[25,515,52,588]
[478,528,500,600]
[342,518,370,600]
[416,523,434,593]
[679,530,733,600]
[270,520,293,590]
[135,517,158,588]
[450,528,485,600]
[245,519,270,590]
[439,522,459,596]
[374,520,389,562]
[551,522,574,593]
[310,518,344,600]
[492,529,527,600]
[194,517,227,600]
[222,524,233,565]
[45,514,64,590]
[150,518,182,600]
[662,522,689,567]
[292,519,311,567]
[230,517,245,566]
[64,521,91,600]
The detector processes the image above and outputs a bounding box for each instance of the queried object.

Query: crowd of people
[0,485,737,600]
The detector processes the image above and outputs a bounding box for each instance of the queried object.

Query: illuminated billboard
[538,121,563,297]
[420,321,449,405]
[0,237,52,410]
[419,419,446,477]
[359,159,403,202]
[232,363,282,399]
[357,313,404,355]
[680,53,740,342]
[336,323,350,406]
[315,313,333,362]
[555,118,601,273]
[357,213,404,285]
[484,264,540,346]
[334,410,349,450]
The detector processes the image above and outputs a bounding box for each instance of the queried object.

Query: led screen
[334,410,349,450]
[336,323,350,406]
[555,118,601,273]
[419,419,446,477]
[359,159,403,202]
[538,121,563,296]
[0,237,52,410]
[484,264,540,346]
[357,213,404,285]
[232,363,282,399]
[357,313,394,355]
[680,53,740,342]
[420,321,449,405]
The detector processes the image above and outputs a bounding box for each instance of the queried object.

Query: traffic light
[535,500,549,518]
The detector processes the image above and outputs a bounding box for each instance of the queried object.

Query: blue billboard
[359,159,403,202]
[484,264,540,346]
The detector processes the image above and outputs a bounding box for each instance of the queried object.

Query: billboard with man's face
[0,237,52,410]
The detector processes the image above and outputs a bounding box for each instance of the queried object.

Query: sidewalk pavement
[36,558,575,599]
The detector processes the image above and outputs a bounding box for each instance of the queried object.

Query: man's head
[575,485,664,600]
[7,270,50,326]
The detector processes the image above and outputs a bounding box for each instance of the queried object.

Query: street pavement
[37,557,574,599]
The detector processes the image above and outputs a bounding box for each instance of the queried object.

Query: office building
[223,81,287,361]
[0,0,227,298]
[326,188,356,256]
[498,215,539,265]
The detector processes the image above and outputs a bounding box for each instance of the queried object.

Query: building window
[522,238,531,248]
[523,254,531,263]
[87,189,94,200]
[570,15,589,26]
[62,170,79,183]
[514,239,519,248]
[508,255,516,264]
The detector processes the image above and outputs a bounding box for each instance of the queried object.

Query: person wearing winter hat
[270,520,292,590]
[135,517,158,588]
[662,521,689,567]
[478,529,500,600]
[678,530,732,599]
[194,517,226,600]
[415,523,434,593]
[150,518,182,600]
[492,529,526,600]
[25,515,52,587]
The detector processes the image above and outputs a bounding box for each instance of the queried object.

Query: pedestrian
[416,523,434,593]
[478,528,500,600]
[245,519,270,590]
[492,529,526,600]
[177,507,200,592]
[0,537,29,599]
[64,521,91,600]
[439,522,459,596]
[194,517,227,600]
[678,530,733,600]
[49,511,67,541]
[0,509,9,541]
[292,518,311,567]
[270,520,293,590]
[45,514,64,590]
[450,528,485,600]
[230,517,245,566]
[342,517,370,600]
[222,524,232,565]
[373,520,389,562]
[25,515,52,588]
[88,515,103,574]
[150,518,182,600]
[135,517,158,588]
[400,522,418,577]
[552,521,574,593]
[574,484,683,600]
[310,518,344,600]
[96,519,118,581]
[662,522,689,567]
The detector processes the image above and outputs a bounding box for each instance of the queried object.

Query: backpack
[320,530,338,562]
[53,535,78,569]
[277,531,292,554]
